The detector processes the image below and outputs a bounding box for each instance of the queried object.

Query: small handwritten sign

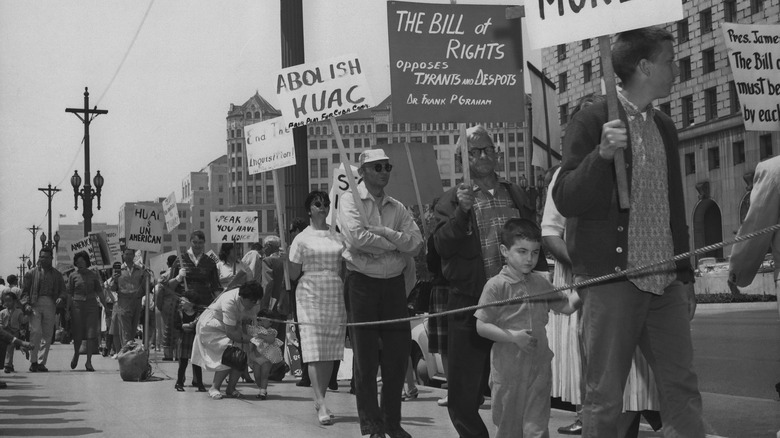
[244,118,296,174]
[162,192,180,233]
[722,23,780,131]
[276,54,375,128]
[210,211,259,243]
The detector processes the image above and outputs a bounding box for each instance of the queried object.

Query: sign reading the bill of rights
[722,23,780,131]
[523,0,683,49]
[126,204,164,253]
[210,212,259,243]
[387,1,525,123]
[276,54,375,128]
[244,118,296,174]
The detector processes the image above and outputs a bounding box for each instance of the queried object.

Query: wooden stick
[598,35,630,209]
[458,123,470,186]
[330,118,368,227]
[404,143,428,240]
[272,170,291,291]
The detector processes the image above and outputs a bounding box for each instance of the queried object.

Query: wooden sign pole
[598,36,630,209]
[272,170,291,291]
[330,118,368,227]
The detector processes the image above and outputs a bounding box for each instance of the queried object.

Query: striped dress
[289,226,346,363]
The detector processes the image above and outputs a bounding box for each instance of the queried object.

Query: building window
[729,81,740,114]
[219,198,224,205]
[679,57,692,82]
[700,8,712,34]
[309,140,317,150]
[164,234,172,242]
[560,103,569,125]
[557,44,566,61]
[508,133,515,143]
[704,87,718,120]
[684,152,696,175]
[310,159,318,179]
[707,147,720,170]
[682,95,694,127]
[199,198,204,205]
[376,124,388,133]
[558,72,568,92]
[733,141,745,165]
[332,153,340,163]
[267,210,276,233]
[320,158,328,179]
[583,61,592,83]
[677,19,689,43]
[266,186,274,204]
[702,48,716,74]
[442,179,451,188]
[354,138,362,148]
[659,102,671,116]
[319,140,328,149]
[751,0,764,14]
[178,222,187,230]
[439,135,449,144]
[760,134,773,160]
[582,39,590,50]
[725,0,737,22]
[178,234,187,242]
[311,184,318,192]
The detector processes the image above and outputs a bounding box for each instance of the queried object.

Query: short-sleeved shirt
[475,266,567,368]
[207,288,259,327]
[289,226,345,274]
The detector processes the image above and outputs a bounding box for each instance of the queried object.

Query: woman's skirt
[296,271,347,363]
[190,309,231,372]
[71,300,101,344]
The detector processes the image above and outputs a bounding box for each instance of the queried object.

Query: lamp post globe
[40,232,46,248]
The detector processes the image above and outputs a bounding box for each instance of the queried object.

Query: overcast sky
[0,0,530,274]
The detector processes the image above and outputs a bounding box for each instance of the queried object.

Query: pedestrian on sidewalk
[67,251,106,372]
[174,297,205,392]
[1,292,28,373]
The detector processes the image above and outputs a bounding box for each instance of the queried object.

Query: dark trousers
[447,291,492,438]
[345,271,410,436]
[176,357,203,387]
[580,280,704,438]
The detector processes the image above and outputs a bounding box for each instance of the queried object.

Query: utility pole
[28,225,40,266]
[38,184,61,249]
[66,87,108,236]
[17,264,25,287]
[19,255,29,283]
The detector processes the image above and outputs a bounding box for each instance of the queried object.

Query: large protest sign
[722,23,780,132]
[523,0,683,49]
[383,143,443,208]
[276,54,376,129]
[387,2,525,123]
[210,211,259,243]
[126,204,164,253]
[244,118,296,174]
[162,192,180,232]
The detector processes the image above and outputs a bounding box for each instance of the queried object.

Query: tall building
[541,0,779,263]
[181,155,229,251]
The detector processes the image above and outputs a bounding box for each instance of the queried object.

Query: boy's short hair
[500,218,541,247]
[3,291,18,301]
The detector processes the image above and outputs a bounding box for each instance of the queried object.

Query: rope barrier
[259,222,780,329]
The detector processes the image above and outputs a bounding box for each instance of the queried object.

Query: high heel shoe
[316,404,333,425]
[401,387,419,401]
[70,355,79,370]
[85,363,95,372]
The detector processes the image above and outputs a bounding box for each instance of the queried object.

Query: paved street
[0,303,778,437]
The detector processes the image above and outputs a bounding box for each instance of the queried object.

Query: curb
[696,301,778,313]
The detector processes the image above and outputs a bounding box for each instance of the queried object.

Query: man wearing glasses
[338,148,423,438]
[434,125,544,437]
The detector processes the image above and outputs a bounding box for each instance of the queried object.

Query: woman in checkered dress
[288,191,346,426]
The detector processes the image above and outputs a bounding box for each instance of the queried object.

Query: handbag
[221,344,247,370]
[117,341,151,381]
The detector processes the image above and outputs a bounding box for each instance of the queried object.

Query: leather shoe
[37,365,49,372]
[558,419,583,435]
[386,427,411,438]
[296,378,311,387]
[29,363,38,372]
[369,434,385,438]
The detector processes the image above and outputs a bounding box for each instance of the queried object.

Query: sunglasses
[468,146,495,158]
[312,201,330,209]
[369,163,393,173]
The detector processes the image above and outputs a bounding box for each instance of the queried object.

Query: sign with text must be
[722,23,780,131]
[127,204,164,253]
[244,118,296,174]
[388,2,524,123]
[276,54,375,129]
[210,211,259,243]
[524,0,683,49]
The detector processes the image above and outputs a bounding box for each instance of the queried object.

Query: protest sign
[205,250,220,265]
[523,0,683,49]
[387,2,525,123]
[149,250,176,277]
[126,204,164,253]
[722,23,780,131]
[162,192,180,232]
[210,211,259,243]
[244,118,297,174]
[328,163,362,226]
[276,54,376,129]
[66,231,113,268]
[383,143,443,208]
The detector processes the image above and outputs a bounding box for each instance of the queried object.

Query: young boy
[1,292,29,373]
[475,218,581,438]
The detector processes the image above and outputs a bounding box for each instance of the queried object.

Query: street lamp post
[38,184,61,249]
[28,225,40,267]
[66,87,108,237]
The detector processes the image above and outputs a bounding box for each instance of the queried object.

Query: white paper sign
[244,118,297,174]
[66,231,113,268]
[722,23,780,131]
[524,0,684,49]
[210,211,260,243]
[328,163,362,226]
[127,204,164,252]
[276,54,376,128]
[162,192,180,232]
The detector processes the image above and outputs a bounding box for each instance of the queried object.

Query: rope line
[260,222,780,329]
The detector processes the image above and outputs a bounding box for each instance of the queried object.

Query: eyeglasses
[312,201,330,209]
[468,146,496,158]
[369,163,393,173]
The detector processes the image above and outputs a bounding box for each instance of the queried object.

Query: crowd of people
[8,25,779,438]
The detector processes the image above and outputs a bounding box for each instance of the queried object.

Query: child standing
[1,292,29,373]
[248,313,284,400]
[174,297,206,392]
[475,218,581,438]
